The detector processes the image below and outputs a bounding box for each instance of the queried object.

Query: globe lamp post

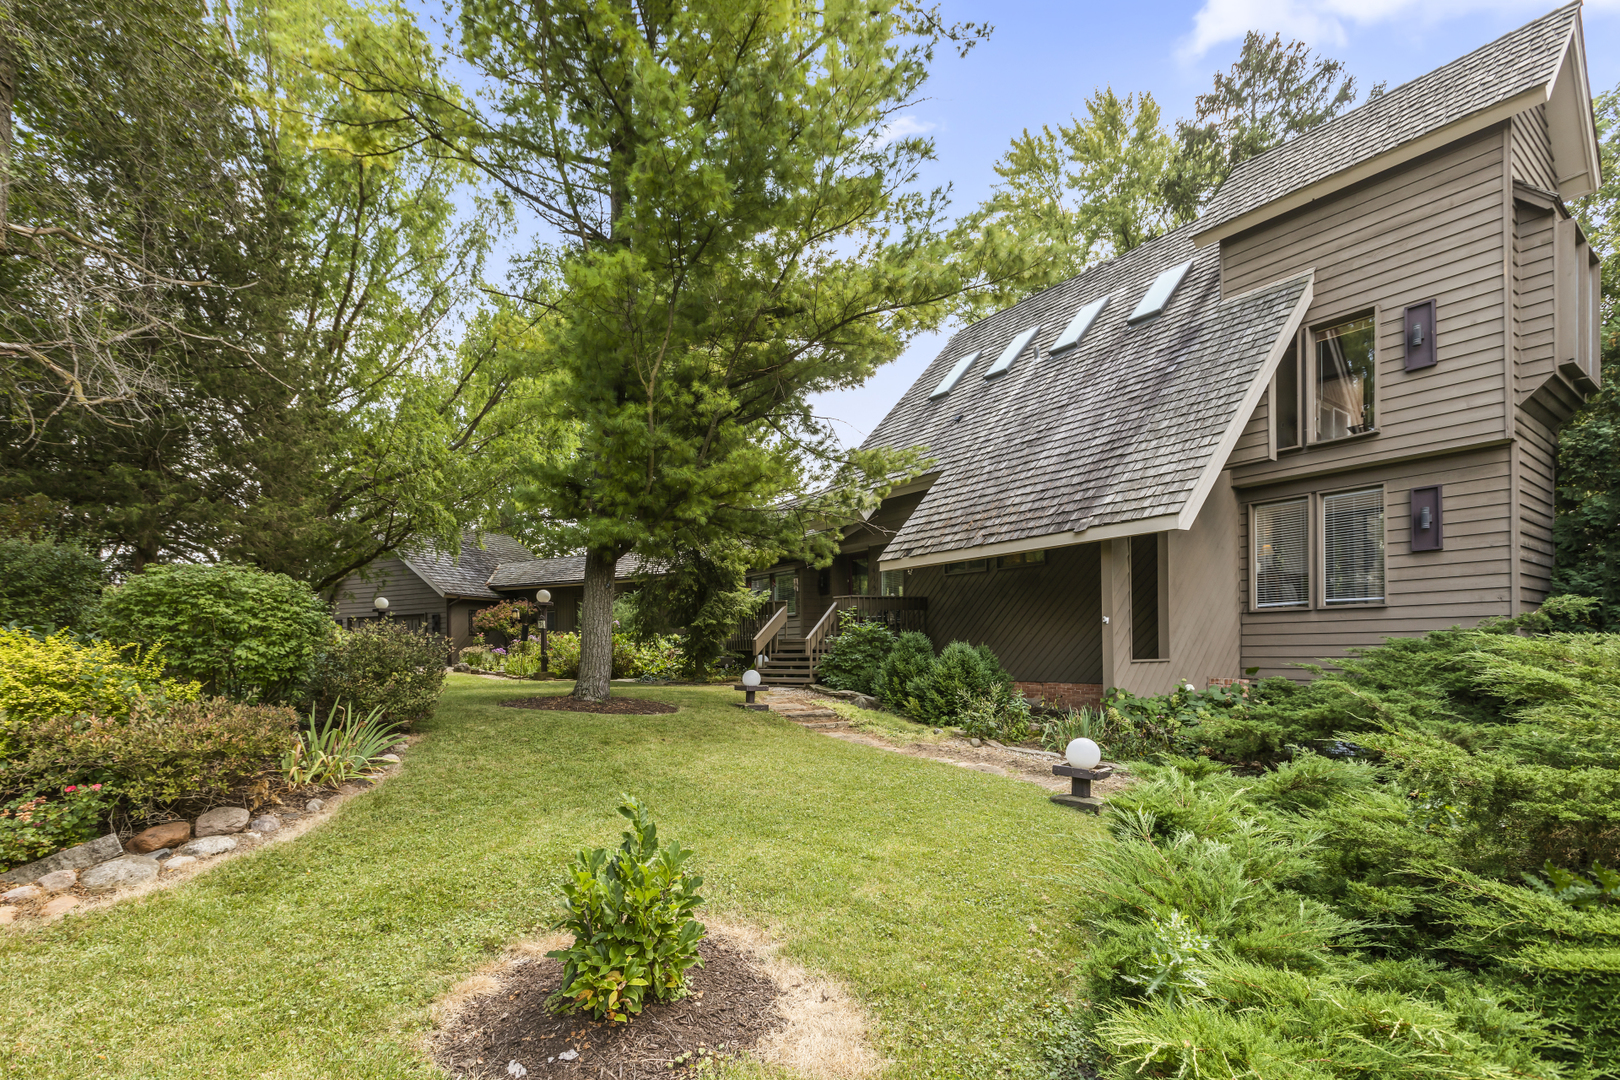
[536,590,552,673]
[373,596,389,621]
[1051,733,1111,814]
[738,666,766,709]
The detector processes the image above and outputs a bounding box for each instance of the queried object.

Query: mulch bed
[432,937,783,1079]
[499,696,678,715]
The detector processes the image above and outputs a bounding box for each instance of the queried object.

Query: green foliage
[957,33,1367,318]
[875,631,936,713]
[282,703,400,788]
[816,614,897,696]
[307,621,446,730]
[99,564,333,703]
[953,684,1033,743]
[0,539,105,633]
[620,542,768,678]
[546,796,705,1023]
[471,600,538,642]
[915,641,1013,725]
[0,626,199,760]
[371,0,984,697]
[1099,682,1246,762]
[0,785,113,873]
[5,697,297,815]
[1524,860,1620,910]
[499,632,680,682]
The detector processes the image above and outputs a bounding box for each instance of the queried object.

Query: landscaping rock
[39,896,79,918]
[377,754,401,764]
[195,807,250,836]
[305,799,326,812]
[389,741,408,753]
[36,870,77,894]
[80,855,160,893]
[146,848,173,861]
[0,907,16,925]
[248,815,281,834]
[968,738,982,748]
[0,833,124,885]
[127,820,191,854]
[452,662,471,673]
[3,885,42,904]
[178,836,237,858]
[163,856,197,871]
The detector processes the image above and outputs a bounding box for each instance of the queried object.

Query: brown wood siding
[1514,200,1558,399]
[333,559,446,627]
[903,542,1102,684]
[1223,129,1509,487]
[1228,389,1270,466]
[1512,105,1557,192]
[1237,447,1513,679]
[1516,410,1558,605]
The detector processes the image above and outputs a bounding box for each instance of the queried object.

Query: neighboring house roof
[864,228,1311,569]
[396,531,535,600]
[487,553,651,590]
[1195,3,1594,244]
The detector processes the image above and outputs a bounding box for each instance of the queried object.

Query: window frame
[944,558,988,575]
[1320,485,1387,607]
[995,550,1045,569]
[1306,310,1380,445]
[1129,533,1169,662]
[1250,496,1312,611]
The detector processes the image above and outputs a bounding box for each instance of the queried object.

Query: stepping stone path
[768,697,847,731]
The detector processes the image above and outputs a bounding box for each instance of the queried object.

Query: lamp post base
[1050,763,1113,813]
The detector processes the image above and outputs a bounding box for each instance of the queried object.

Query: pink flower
[91,784,102,791]
[64,785,76,793]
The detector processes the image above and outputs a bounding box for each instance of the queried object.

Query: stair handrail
[803,600,841,661]
[751,602,790,654]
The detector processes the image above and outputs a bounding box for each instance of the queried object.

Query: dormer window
[1313,316,1376,440]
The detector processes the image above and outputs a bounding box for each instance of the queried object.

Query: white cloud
[1178,0,1548,60]
[875,114,937,146]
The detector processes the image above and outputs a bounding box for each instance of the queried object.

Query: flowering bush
[472,599,538,642]
[0,784,113,872]
[0,626,199,760]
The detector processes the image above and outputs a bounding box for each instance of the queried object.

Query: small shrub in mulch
[499,696,677,715]
[432,937,782,1079]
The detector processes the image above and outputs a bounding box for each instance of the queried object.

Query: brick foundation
[1015,682,1103,710]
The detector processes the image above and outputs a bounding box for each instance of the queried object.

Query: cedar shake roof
[1195,3,1581,240]
[397,530,535,599]
[863,228,1311,566]
[486,553,650,590]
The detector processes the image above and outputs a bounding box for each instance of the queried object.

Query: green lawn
[0,678,1101,1080]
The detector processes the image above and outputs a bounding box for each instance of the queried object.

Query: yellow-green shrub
[0,628,199,758]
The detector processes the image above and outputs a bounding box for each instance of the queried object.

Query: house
[748,3,1603,704]
[329,532,646,656]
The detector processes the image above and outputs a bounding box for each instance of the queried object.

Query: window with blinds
[1323,488,1385,604]
[880,570,905,597]
[1253,498,1309,608]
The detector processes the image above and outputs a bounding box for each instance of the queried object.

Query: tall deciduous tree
[956,32,1369,318]
[360,0,996,699]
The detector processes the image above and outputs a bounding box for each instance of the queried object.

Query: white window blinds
[1323,489,1385,604]
[1254,499,1309,608]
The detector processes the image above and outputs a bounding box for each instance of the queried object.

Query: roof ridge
[1216,2,1577,189]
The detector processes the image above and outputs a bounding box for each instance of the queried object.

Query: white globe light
[1065,737,1101,771]
[537,589,552,604]
[372,597,389,612]
[742,668,761,687]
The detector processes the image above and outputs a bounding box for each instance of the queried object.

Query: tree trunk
[573,547,618,701]
[0,25,14,246]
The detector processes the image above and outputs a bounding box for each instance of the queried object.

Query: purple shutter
[1404,300,1436,372]
[1410,486,1443,551]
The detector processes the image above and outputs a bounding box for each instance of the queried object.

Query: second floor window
[1314,316,1376,440]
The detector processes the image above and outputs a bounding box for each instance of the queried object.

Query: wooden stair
[757,637,816,685]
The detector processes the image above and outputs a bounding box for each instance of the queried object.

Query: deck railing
[831,594,927,636]
[726,600,789,654]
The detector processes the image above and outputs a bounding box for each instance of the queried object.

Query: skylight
[929,352,979,399]
[1127,260,1193,324]
[985,326,1040,379]
[1050,295,1110,353]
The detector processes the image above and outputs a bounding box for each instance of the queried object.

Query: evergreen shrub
[0,538,104,632]
[915,640,1013,725]
[815,612,896,696]
[875,631,935,713]
[99,564,331,703]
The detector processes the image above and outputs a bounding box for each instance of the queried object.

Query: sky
[799,0,1620,447]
